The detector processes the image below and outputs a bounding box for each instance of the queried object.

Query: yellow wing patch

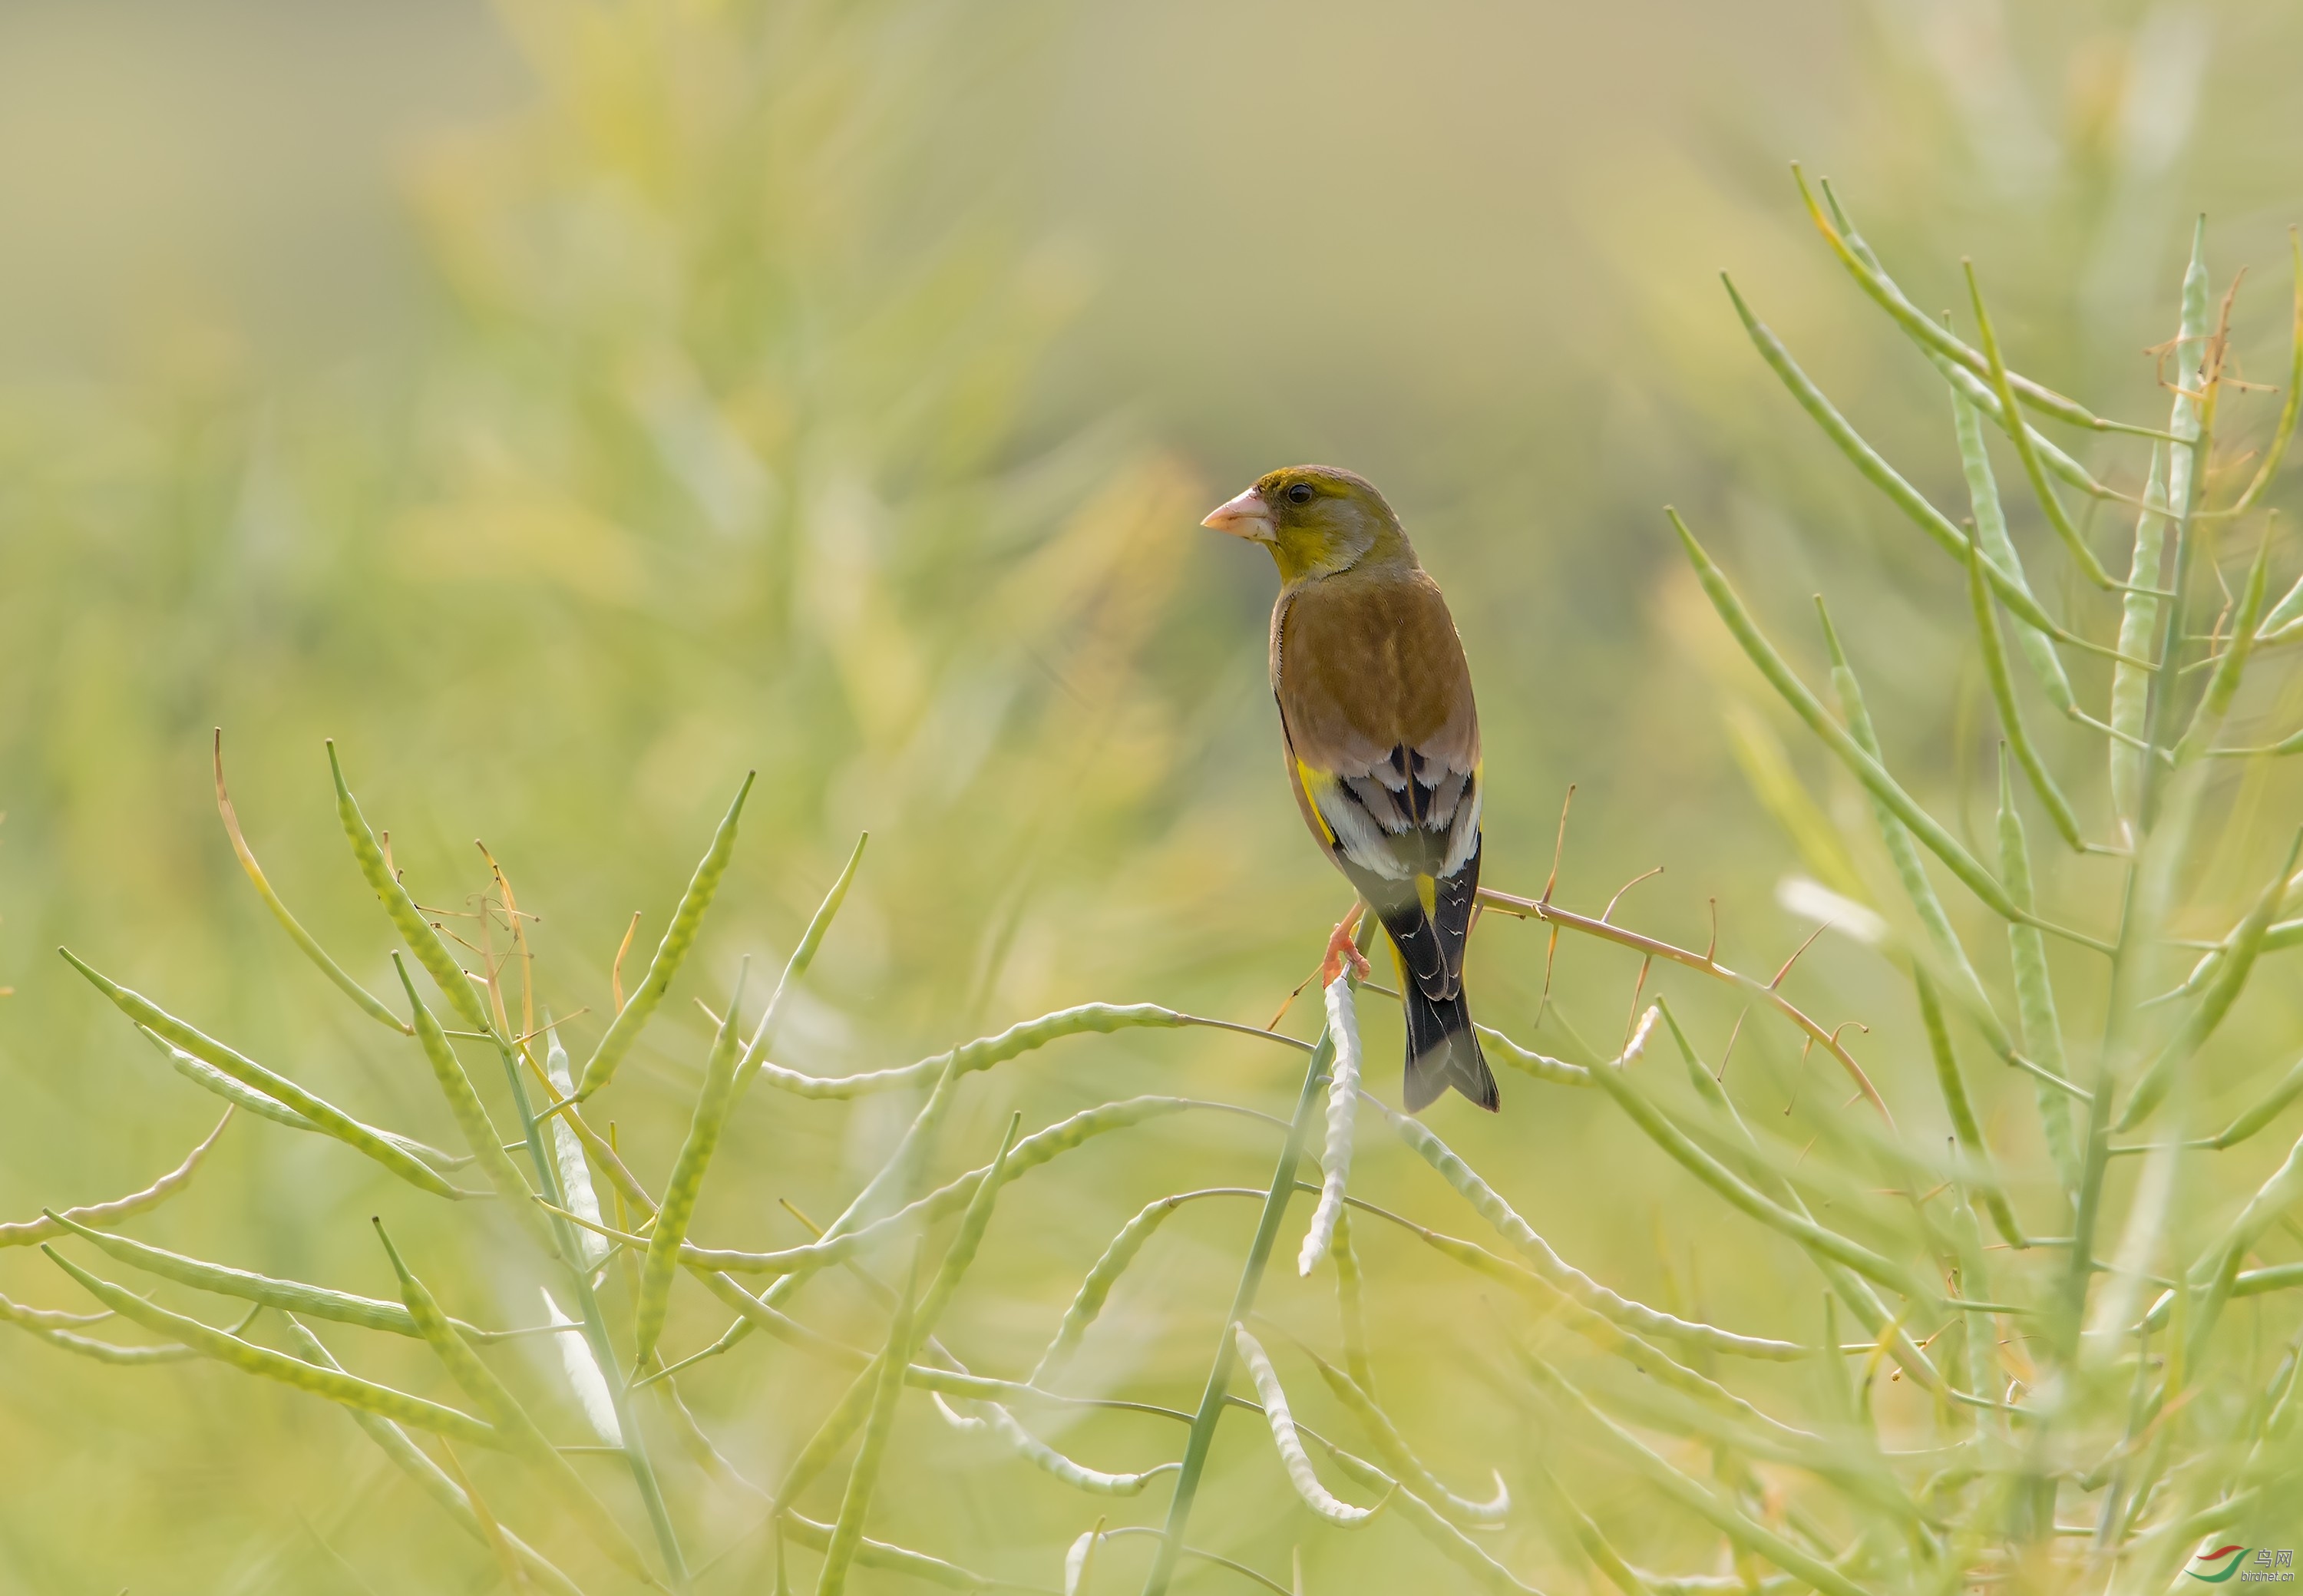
[1295,759,1340,847]
[1416,874,1437,917]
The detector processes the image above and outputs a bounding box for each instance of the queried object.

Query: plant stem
[1139,1021,1336,1596]
[499,1039,693,1593]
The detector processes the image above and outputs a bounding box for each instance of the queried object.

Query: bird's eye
[1284,483,1315,504]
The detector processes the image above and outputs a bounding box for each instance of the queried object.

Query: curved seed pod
[1580,1023,1926,1300]
[2190,1128,2303,1358]
[1654,1006,1938,1390]
[0,1289,193,1363]
[2148,1262,2303,1330]
[1331,1208,1376,1399]
[664,1050,980,1370]
[744,1002,1196,1099]
[60,952,464,1200]
[1382,1099,1806,1360]
[0,1112,231,1248]
[1997,761,2081,1198]
[281,1318,586,1596]
[373,1223,659,1586]
[1063,1525,1102,1596]
[2232,229,2303,517]
[1673,515,2084,947]
[1477,1026,1590,1085]
[1029,1188,1238,1385]
[214,732,409,1034]
[328,742,494,1035]
[1723,276,2113,653]
[393,957,553,1251]
[540,1290,620,1445]
[818,1255,920,1596]
[2110,448,2172,829]
[1965,263,2124,589]
[732,832,867,1099]
[773,1123,1021,1512]
[146,1027,321,1131]
[540,1026,610,1262]
[2171,910,2303,1003]
[2139,226,2219,801]
[1965,540,2084,850]
[1819,598,2014,1048]
[1138,1024,1336,1596]
[1928,344,2110,504]
[779,1506,1003,1592]
[1943,378,2082,720]
[1233,1326,1385,1525]
[2120,828,2303,1131]
[1914,972,2023,1249]
[138,1029,465,1172]
[2207,1057,2303,1150]
[1520,1348,1867,1596]
[680,1095,1224,1276]
[1350,1190,1820,1436]
[1325,1448,1538,1593]
[931,1394,1174,1495]
[575,772,755,1099]
[912,1115,1023,1333]
[2176,524,2275,764]
[0,1295,108,1330]
[1298,975,1362,1276]
[43,1246,499,1444]
[41,1209,489,1340]
[636,961,751,1366]
[2261,572,2303,643]
[1798,169,2166,440]
[770,1361,879,1515]
[1300,1347,1507,1525]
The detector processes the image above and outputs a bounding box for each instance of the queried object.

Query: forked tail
[1401,982,1498,1113]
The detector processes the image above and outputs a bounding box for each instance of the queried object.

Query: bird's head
[1201,464,1410,583]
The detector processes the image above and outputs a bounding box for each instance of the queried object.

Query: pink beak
[1201,486,1276,541]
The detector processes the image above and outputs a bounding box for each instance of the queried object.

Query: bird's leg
[1318,901,1371,989]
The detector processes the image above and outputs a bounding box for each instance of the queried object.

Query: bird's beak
[1201,487,1276,542]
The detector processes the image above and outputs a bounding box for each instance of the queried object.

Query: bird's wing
[1274,569,1482,998]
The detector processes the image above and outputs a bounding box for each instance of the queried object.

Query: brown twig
[1770,922,1832,990]
[1717,1008,1747,1083]
[1600,866,1665,924]
[1543,785,1575,904]
[1476,885,1893,1126]
[612,911,642,1016]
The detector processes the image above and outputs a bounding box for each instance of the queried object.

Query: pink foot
[1318,908,1371,988]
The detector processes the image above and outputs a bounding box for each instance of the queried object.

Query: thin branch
[1476,886,1892,1125]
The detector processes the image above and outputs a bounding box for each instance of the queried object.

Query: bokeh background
[5,1,2303,1589]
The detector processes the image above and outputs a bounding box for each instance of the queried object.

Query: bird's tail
[1400,981,1498,1114]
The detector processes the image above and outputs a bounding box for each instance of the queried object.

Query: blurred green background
[6,1,2303,1589]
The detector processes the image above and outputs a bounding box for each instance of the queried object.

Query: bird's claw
[1319,915,1371,989]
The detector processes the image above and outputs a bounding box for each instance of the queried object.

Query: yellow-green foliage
[12,5,2303,1594]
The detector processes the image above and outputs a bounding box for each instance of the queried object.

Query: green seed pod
[373,1221,659,1585]
[817,1254,921,1596]
[575,772,755,1099]
[328,742,495,1035]
[44,1245,499,1446]
[393,956,557,1251]
[60,950,464,1201]
[1382,1099,1806,1361]
[635,961,752,1365]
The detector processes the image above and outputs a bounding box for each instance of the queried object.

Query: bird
[1204,464,1497,1113]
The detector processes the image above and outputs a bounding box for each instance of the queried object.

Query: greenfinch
[1205,465,1497,1112]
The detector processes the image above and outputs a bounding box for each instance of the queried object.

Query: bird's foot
[1318,907,1371,989]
